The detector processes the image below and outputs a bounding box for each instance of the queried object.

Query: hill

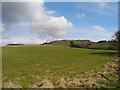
[5,39,117,50]
[42,40,117,50]
[42,40,92,46]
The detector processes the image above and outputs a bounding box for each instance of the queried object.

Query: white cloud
[75,13,86,18]
[2,2,44,31]
[46,10,56,15]
[2,0,44,2]
[0,24,5,34]
[2,1,73,39]
[88,26,113,41]
[91,25,107,31]
[1,36,55,45]
[30,16,72,38]
[67,26,114,42]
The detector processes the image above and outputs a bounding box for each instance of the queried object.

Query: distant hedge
[70,41,117,50]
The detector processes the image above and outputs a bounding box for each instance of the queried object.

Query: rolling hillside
[42,40,92,46]
[42,40,117,50]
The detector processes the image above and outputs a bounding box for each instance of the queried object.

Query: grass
[2,45,117,88]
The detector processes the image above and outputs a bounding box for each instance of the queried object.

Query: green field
[2,45,117,88]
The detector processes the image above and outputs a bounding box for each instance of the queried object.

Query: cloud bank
[2,1,73,43]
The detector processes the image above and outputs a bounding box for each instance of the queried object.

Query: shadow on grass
[89,52,118,56]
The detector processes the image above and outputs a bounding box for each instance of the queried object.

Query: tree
[113,31,120,57]
[69,41,74,47]
[114,31,120,42]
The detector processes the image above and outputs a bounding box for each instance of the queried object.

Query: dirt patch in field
[30,79,54,88]
[30,57,119,88]
[3,81,22,88]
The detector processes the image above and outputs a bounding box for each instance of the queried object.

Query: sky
[0,0,118,45]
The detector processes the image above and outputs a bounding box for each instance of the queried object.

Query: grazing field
[2,45,117,88]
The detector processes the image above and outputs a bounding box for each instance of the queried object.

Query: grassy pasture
[2,45,117,88]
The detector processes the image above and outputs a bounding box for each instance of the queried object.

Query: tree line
[70,31,120,52]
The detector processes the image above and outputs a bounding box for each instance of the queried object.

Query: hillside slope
[43,40,92,46]
[42,40,117,50]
